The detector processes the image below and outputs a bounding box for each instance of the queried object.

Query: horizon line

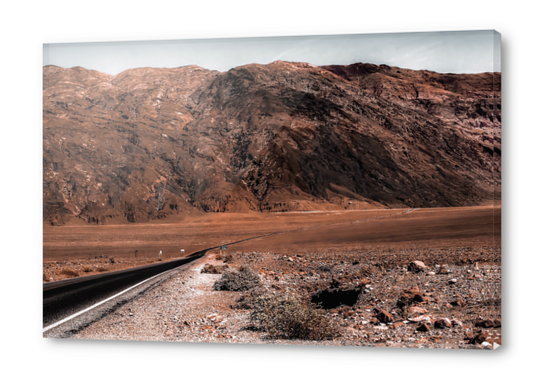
[42,60,502,77]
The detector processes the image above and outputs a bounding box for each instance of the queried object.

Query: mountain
[43,61,501,225]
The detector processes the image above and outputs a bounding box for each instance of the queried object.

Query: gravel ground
[73,255,263,344]
[72,247,501,349]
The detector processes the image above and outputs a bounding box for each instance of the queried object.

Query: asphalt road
[43,231,286,337]
[43,249,209,336]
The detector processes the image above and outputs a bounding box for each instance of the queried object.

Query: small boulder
[397,287,424,308]
[409,314,435,323]
[451,319,464,328]
[475,319,496,328]
[408,261,426,273]
[416,322,432,332]
[450,299,466,307]
[406,306,428,315]
[468,330,489,345]
[374,309,394,323]
[434,318,452,329]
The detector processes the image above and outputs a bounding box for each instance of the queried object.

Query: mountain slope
[43,61,501,224]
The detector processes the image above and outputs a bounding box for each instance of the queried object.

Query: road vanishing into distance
[43,230,292,337]
[43,208,418,337]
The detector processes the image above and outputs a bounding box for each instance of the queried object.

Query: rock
[397,286,424,308]
[451,319,464,328]
[468,330,489,345]
[475,319,497,328]
[448,278,458,284]
[408,261,426,273]
[428,271,436,276]
[311,286,363,309]
[438,267,449,274]
[416,322,432,332]
[450,299,466,307]
[406,306,428,314]
[409,314,435,323]
[374,309,394,323]
[434,318,452,329]
[369,317,379,325]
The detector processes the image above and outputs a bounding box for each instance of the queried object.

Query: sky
[43,30,500,75]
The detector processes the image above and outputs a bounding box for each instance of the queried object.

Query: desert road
[43,250,208,335]
[43,231,288,337]
[43,208,420,337]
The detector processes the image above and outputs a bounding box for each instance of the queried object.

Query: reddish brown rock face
[374,309,394,324]
[43,61,501,225]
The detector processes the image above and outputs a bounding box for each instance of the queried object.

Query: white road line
[43,266,179,333]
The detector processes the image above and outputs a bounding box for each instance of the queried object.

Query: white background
[0,1,538,377]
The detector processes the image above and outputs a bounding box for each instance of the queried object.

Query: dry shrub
[59,269,79,278]
[201,263,229,274]
[234,286,269,310]
[250,294,339,340]
[109,257,116,264]
[223,254,234,263]
[213,266,260,291]
[82,266,93,273]
[96,266,108,272]
[43,273,49,282]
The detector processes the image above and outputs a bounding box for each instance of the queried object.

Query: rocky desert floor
[47,206,501,349]
[70,245,500,349]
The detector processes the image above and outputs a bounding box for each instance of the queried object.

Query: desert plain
[43,55,500,348]
[44,204,500,348]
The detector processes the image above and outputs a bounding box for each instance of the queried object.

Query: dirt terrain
[43,208,406,280]
[43,206,498,279]
[50,205,500,349]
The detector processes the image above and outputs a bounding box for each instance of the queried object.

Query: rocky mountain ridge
[43,61,501,225]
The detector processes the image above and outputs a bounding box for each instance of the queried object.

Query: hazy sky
[43,30,500,75]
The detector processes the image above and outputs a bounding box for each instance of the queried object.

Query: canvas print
[43,30,501,349]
